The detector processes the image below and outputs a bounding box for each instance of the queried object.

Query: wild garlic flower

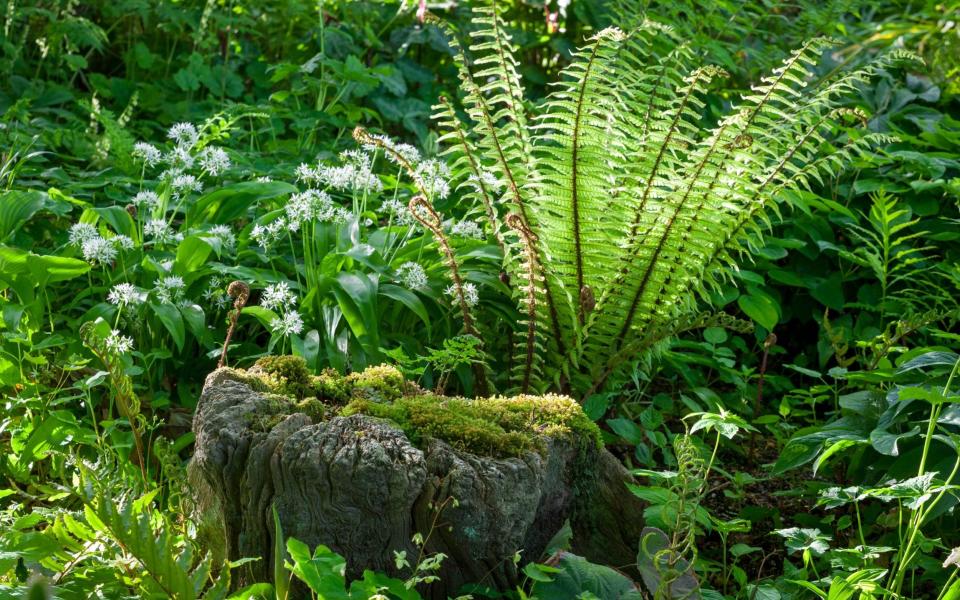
[164,147,195,170]
[132,142,163,167]
[108,283,146,306]
[319,151,383,194]
[285,189,335,230]
[416,159,451,200]
[154,275,186,304]
[105,330,135,354]
[270,310,304,337]
[396,262,428,291]
[451,220,484,240]
[445,282,479,307]
[68,223,99,246]
[469,171,504,195]
[167,122,199,148]
[203,277,230,310]
[208,224,236,251]
[256,175,273,183]
[261,281,297,312]
[300,53,322,74]
[130,190,160,210]
[360,133,421,165]
[250,218,287,250]
[144,219,180,245]
[81,237,118,265]
[171,174,203,198]
[199,146,230,176]
[295,163,321,184]
[110,234,136,250]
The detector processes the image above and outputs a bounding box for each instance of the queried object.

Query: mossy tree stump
[189,357,646,598]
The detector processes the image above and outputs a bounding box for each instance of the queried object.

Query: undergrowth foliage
[413,2,920,398]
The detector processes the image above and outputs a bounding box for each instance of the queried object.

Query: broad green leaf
[0,190,45,241]
[380,283,431,334]
[151,302,186,350]
[532,552,643,600]
[188,181,297,225]
[737,290,780,330]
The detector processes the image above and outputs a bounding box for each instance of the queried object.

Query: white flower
[416,159,451,199]
[208,224,236,251]
[171,174,203,198]
[164,147,195,170]
[285,189,335,229]
[361,133,420,165]
[251,218,286,250]
[445,282,479,307]
[270,310,304,337]
[68,223,98,246]
[945,547,960,569]
[144,219,180,245]
[256,175,273,183]
[130,190,160,210]
[132,142,162,167]
[261,282,297,312]
[469,171,504,195]
[199,146,231,176]
[110,234,135,250]
[300,53,322,74]
[396,262,428,291]
[451,220,484,240]
[318,152,383,194]
[363,218,374,227]
[203,277,230,310]
[108,283,146,306]
[105,329,134,354]
[295,163,321,184]
[154,275,186,304]
[81,237,118,264]
[167,122,199,147]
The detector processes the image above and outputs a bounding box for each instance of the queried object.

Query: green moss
[342,393,601,459]
[253,355,313,399]
[345,364,406,403]
[238,357,601,459]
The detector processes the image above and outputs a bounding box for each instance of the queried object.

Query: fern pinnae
[506,213,540,393]
[435,95,507,253]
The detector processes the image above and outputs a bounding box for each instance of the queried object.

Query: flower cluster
[396,262,428,291]
[261,282,303,337]
[445,282,480,307]
[108,283,147,307]
[69,223,131,265]
[154,275,186,305]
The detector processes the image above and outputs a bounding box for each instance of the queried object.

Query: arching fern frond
[423,0,918,397]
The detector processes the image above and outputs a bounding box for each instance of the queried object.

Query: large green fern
[422,2,918,398]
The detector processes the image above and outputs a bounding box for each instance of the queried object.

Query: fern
[78,470,232,600]
[419,2,919,397]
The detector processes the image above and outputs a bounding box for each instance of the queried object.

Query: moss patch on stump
[238,355,601,459]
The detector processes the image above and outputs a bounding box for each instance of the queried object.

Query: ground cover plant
[1,0,959,599]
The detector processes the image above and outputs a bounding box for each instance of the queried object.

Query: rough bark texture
[189,368,646,598]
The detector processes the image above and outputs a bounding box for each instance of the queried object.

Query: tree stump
[189,357,646,598]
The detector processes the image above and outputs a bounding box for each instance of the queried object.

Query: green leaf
[285,538,350,600]
[737,290,780,330]
[188,181,297,225]
[531,552,643,600]
[0,190,45,241]
[273,506,289,600]
[380,284,431,335]
[93,206,135,237]
[175,235,213,275]
[151,302,186,351]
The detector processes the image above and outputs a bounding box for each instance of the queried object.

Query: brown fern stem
[506,213,538,393]
[408,195,489,396]
[218,281,249,369]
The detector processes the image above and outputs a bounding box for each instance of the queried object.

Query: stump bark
[189,363,646,598]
